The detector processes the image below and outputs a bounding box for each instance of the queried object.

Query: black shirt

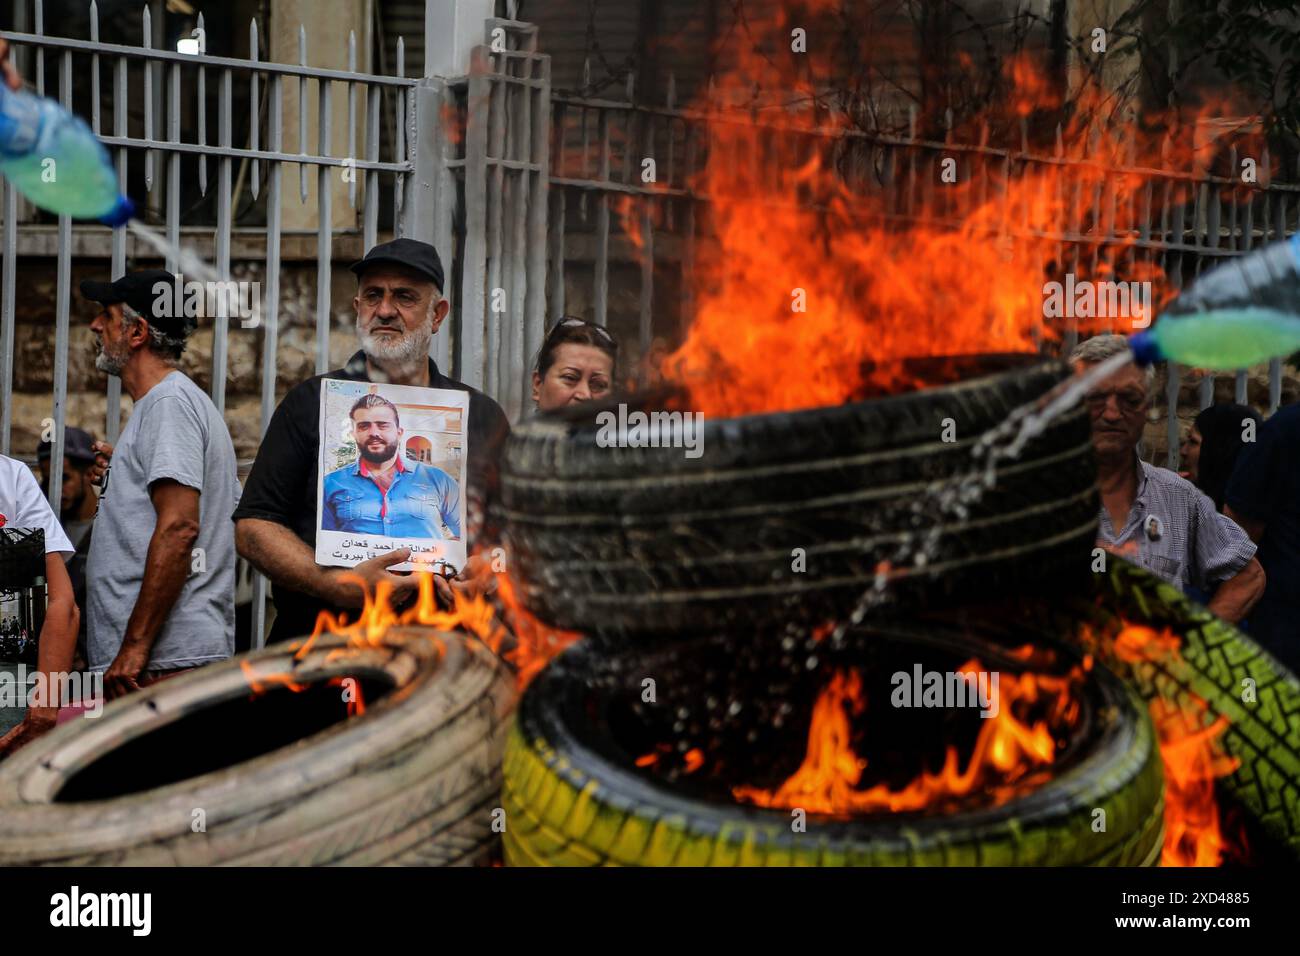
[1225,401,1300,670]
[232,350,510,644]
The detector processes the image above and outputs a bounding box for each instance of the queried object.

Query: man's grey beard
[94,343,129,377]
[358,310,434,375]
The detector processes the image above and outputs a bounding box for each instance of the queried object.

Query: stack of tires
[497,354,1300,866]
[498,354,1098,638]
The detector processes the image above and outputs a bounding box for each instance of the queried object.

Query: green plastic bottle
[1130,235,1300,369]
[0,84,134,225]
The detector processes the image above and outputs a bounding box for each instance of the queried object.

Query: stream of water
[126,220,224,287]
[123,220,265,329]
[831,349,1134,641]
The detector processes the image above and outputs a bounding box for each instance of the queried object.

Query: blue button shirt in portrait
[321,454,460,539]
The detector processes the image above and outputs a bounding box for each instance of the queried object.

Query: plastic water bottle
[0,84,134,225]
[1130,234,1300,369]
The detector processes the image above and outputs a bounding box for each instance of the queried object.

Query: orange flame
[654,14,1260,417]
[1108,623,1240,867]
[298,561,581,691]
[327,676,366,717]
[239,660,309,695]
[683,748,705,773]
[732,657,1081,815]
[242,555,581,705]
[238,661,365,716]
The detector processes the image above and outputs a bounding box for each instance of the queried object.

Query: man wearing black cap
[79,271,240,698]
[234,238,510,644]
[38,426,99,550]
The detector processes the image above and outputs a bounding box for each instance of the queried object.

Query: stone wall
[6,257,362,467]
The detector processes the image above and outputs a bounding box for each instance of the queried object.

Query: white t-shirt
[0,454,74,555]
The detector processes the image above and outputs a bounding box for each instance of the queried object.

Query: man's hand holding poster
[316,379,469,573]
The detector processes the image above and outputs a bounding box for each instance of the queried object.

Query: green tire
[1085,560,1300,856]
[932,558,1300,858]
[502,624,1164,866]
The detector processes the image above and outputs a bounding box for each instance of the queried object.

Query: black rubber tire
[498,353,1098,638]
[502,622,1164,866]
[0,628,515,866]
[953,558,1300,858]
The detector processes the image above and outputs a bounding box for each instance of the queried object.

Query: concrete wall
[269,0,370,232]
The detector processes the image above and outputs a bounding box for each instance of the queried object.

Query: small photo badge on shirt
[1144,514,1164,542]
[316,378,470,574]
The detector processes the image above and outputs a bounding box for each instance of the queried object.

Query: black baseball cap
[350,238,444,293]
[37,426,98,465]
[79,269,192,334]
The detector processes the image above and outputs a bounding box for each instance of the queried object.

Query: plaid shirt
[1096,455,1256,592]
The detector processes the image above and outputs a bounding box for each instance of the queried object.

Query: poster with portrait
[316,378,469,573]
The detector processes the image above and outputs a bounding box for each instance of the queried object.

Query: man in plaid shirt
[1072,335,1265,624]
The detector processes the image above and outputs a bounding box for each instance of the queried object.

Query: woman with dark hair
[531,317,618,412]
[1185,403,1264,512]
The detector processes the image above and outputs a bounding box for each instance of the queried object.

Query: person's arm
[1191,488,1264,625]
[0,553,78,758]
[0,38,22,91]
[103,480,200,700]
[1207,557,1265,624]
[33,553,78,713]
[236,517,419,608]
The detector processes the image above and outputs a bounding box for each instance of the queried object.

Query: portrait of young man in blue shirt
[321,393,460,540]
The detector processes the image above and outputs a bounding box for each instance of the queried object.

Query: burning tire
[0,628,514,866]
[501,623,1163,866]
[980,559,1300,859]
[499,353,1097,638]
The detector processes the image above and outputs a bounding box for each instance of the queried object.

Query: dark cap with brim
[79,269,193,335]
[37,425,98,464]
[350,237,444,293]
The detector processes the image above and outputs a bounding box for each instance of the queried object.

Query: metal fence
[446,18,550,420]
[4,2,1299,643]
[537,83,1299,466]
[1,0,426,644]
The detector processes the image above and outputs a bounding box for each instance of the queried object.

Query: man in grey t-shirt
[81,270,239,699]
